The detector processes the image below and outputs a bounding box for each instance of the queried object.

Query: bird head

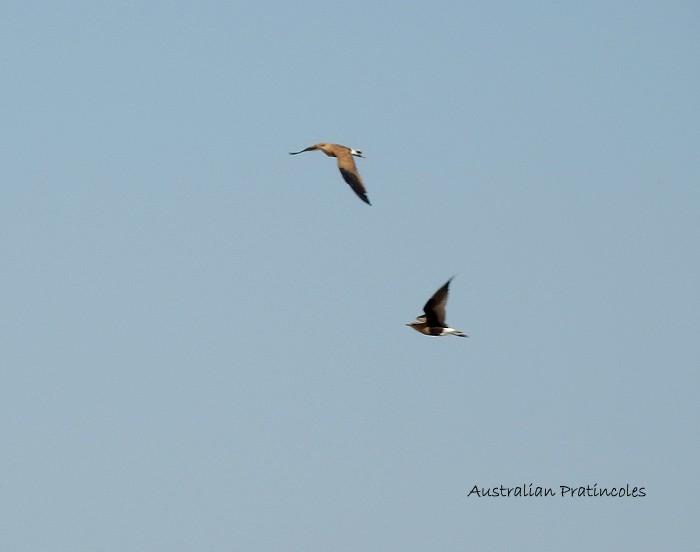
[406,316,426,327]
[350,149,365,158]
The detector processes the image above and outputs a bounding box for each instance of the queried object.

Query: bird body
[406,278,468,337]
[290,143,371,205]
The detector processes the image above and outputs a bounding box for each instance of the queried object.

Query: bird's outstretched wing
[338,168,371,205]
[423,278,453,328]
[289,145,319,155]
[336,151,371,205]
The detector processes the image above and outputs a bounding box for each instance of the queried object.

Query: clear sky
[2,1,699,550]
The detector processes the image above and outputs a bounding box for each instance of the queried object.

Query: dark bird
[290,143,371,205]
[406,277,468,337]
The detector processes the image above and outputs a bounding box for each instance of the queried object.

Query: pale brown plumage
[289,143,371,205]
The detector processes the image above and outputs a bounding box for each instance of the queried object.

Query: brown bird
[406,277,468,337]
[290,143,371,205]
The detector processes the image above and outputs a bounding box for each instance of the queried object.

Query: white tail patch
[444,328,468,337]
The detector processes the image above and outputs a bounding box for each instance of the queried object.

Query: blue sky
[2,1,699,550]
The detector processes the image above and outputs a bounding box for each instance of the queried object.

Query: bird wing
[336,151,371,205]
[289,145,319,155]
[423,278,452,328]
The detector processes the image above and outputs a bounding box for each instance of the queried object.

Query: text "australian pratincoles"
[468,483,646,497]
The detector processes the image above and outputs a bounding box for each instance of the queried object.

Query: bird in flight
[290,143,371,205]
[406,277,468,337]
